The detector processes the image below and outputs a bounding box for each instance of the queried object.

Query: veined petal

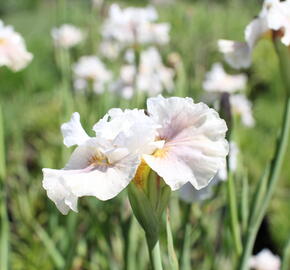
[61,112,90,147]
[42,140,140,214]
[145,96,229,191]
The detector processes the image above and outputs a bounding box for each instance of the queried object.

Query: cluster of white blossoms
[0,20,33,71]
[42,96,229,214]
[249,249,281,270]
[203,63,255,127]
[111,47,175,99]
[51,24,84,49]
[218,0,290,69]
[73,56,112,94]
[101,4,170,48]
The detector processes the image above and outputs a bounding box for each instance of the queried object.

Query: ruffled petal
[146,96,229,190]
[42,142,140,214]
[61,112,90,147]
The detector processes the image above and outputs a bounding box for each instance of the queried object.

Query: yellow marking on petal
[133,159,150,188]
[154,147,168,158]
[0,38,6,45]
[89,152,110,167]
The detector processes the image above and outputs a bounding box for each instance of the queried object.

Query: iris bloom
[73,56,112,94]
[249,249,281,270]
[101,4,170,46]
[51,24,84,49]
[43,110,158,214]
[42,96,228,214]
[218,0,290,69]
[203,63,247,93]
[0,20,33,71]
[143,96,229,190]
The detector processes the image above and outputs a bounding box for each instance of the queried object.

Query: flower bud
[128,161,171,248]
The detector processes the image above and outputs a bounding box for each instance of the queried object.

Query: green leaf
[166,209,179,270]
[34,223,65,269]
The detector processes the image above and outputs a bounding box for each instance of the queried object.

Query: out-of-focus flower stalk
[0,103,9,270]
[238,37,290,270]
[220,93,242,257]
[281,237,290,270]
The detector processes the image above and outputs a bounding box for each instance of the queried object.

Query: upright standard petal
[61,112,90,147]
[143,96,229,191]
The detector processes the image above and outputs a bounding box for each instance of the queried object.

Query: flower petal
[218,39,252,69]
[42,142,140,214]
[146,96,229,190]
[61,112,90,147]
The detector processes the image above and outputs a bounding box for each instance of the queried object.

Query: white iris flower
[0,20,33,71]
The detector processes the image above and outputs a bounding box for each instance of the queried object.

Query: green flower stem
[0,103,9,270]
[220,93,242,257]
[227,170,242,256]
[146,236,163,270]
[238,97,290,270]
[281,237,290,270]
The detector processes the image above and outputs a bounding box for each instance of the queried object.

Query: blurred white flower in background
[230,94,255,127]
[203,63,247,93]
[218,40,252,69]
[43,96,229,214]
[0,20,33,71]
[111,47,174,98]
[137,47,174,96]
[179,178,217,203]
[99,40,121,60]
[150,0,175,5]
[179,141,239,203]
[101,4,170,46]
[92,0,104,8]
[51,24,84,49]
[267,0,290,46]
[73,55,112,94]
[249,249,281,270]
[217,141,239,181]
[218,0,290,69]
[110,65,136,100]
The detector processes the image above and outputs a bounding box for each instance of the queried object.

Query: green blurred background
[0,0,289,269]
